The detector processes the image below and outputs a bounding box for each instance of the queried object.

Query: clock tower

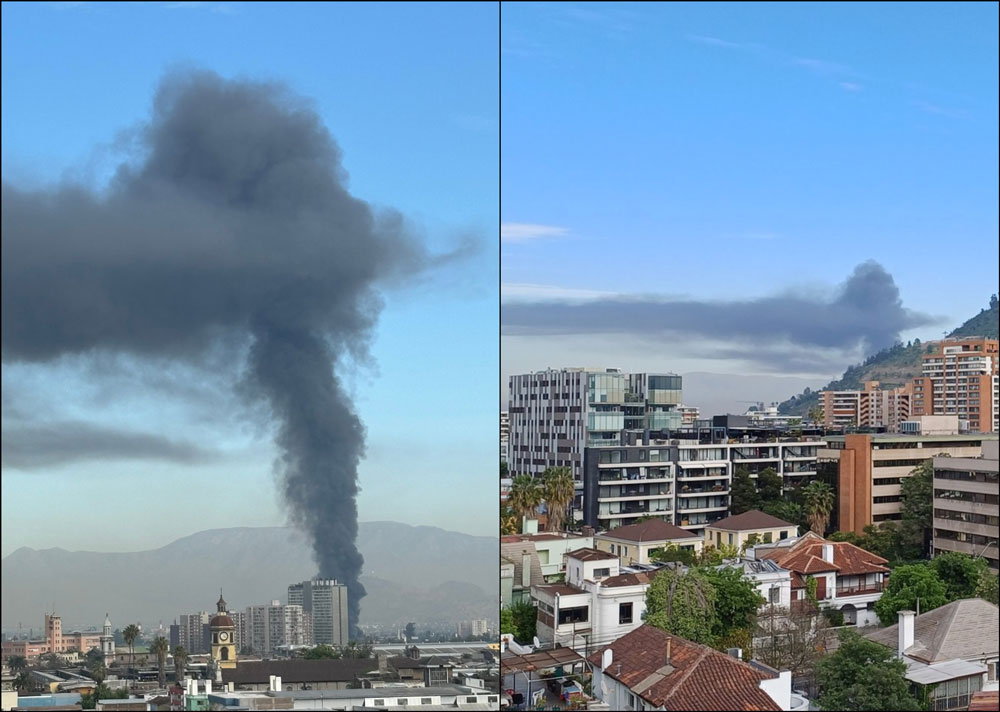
[210,591,237,670]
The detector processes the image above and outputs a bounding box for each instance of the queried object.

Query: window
[594,567,611,578]
[780,530,788,540]
[763,532,773,543]
[558,606,589,625]
[420,699,432,705]
[466,698,477,703]
[398,701,409,707]
[627,692,636,708]
[374,701,385,707]
[620,602,634,624]
[769,587,781,604]
[988,662,998,682]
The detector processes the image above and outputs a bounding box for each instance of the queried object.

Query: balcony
[835,583,884,596]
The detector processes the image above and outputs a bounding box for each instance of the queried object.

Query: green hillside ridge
[778,295,999,416]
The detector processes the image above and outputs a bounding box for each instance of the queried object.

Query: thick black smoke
[2,70,428,633]
[502,261,937,356]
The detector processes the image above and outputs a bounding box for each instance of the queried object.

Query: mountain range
[1,521,498,632]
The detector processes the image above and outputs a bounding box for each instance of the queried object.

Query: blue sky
[501,2,999,404]
[1,2,498,555]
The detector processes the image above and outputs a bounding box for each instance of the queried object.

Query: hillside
[1,522,497,631]
[779,296,999,416]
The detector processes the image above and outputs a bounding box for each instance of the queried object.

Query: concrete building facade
[825,433,997,534]
[820,380,913,431]
[288,580,348,649]
[932,440,999,571]
[912,338,999,433]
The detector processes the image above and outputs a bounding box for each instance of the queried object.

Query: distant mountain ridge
[778,296,999,416]
[1,522,497,630]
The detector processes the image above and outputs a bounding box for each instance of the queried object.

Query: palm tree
[500,505,518,535]
[88,659,107,687]
[122,623,140,685]
[150,636,169,688]
[14,671,34,692]
[507,474,542,529]
[803,480,835,535]
[172,646,188,683]
[7,654,28,674]
[542,466,575,532]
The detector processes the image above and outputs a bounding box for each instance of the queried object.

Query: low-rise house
[500,540,544,606]
[587,624,795,711]
[501,645,590,710]
[717,557,793,610]
[705,511,799,552]
[203,685,497,711]
[865,599,999,710]
[594,519,703,565]
[501,531,594,582]
[532,548,652,653]
[386,651,454,687]
[753,532,888,626]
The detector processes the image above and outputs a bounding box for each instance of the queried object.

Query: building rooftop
[220,659,380,684]
[756,532,888,577]
[499,540,544,590]
[825,434,998,444]
[587,625,780,711]
[597,519,700,543]
[708,510,797,532]
[567,547,619,562]
[865,598,999,664]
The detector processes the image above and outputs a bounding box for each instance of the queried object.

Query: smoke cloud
[502,261,937,356]
[2,70,431,633]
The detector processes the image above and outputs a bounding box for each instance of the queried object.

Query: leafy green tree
[150,635,169,688]
[802,480,835,535]
[342,640,373,659]
[649,543,696,566]
[816,630,923,711]
[761,500,805,532]
[757,467,783,502]
[500,600,537,643]
[697,543,739,566]
[874,564,948,626]
[541,466,575,532]
[703,566,764,645]
[304,644,342,659]
[13,671,34,692]
[899,461,934,557]
[930,552,989,601]
[975,569,999,605]
[88,659,107,686]
[729,467,759,514]
[80,683,129,710]
[508,475,543,527]
[808,405,824,423]
[645,567,716,644]
[500,505,518,535]
[6,654,28,673]
[404,622,416,641]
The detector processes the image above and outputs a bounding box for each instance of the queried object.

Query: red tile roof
[587,625,781,711]
[969,690,1000,712]
[567,547,619,562]
[600,570,662,587]
[708,510,797,531]
[757,532,888,577]
[598,519,700,543]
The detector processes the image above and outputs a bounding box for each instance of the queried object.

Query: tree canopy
[645,567,716,644]
[930,552,989,601]
[702,566,763,645]
[816,630,923,711]
[874,564,948,626]
[501,600,537,643]
[304,644,341,659]
[729,467,758,514]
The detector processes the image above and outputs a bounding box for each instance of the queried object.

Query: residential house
[594,519,703,565]
[866,599,999,710]
[705,510,799,552]
[753,532,888,627]
[501,531,594,582]
[532,548,654,653]
[587,624,797,711]
[717,558,793,611]
[387,649,454,687]
[500,644,590,710]
[500,539,544,606]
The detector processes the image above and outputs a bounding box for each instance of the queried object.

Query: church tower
[210,592,237,670]
[100,613,115,662]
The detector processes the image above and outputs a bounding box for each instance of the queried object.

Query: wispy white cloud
[502,283,617,303]
[687,34,743,49]
[793,57,853,76]
[839,82,863,92]
[501,223,570,243]
[913,100,966,118]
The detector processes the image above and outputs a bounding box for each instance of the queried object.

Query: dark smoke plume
[2,70,429,632]
[502,261,937,356]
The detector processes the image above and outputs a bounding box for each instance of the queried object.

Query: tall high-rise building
[288,579,349,649]
[508,368,683,516]
[912,338,999,433]
[500,410,510,463]
[932,440,999,571]
[820,380,913,430]
[178,612,210,654]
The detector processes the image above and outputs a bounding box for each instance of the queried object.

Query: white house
[594,518,703,565]
[717,557,793,611]
[502,531,595,581]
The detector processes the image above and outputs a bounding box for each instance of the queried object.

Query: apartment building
[500,410,509,463]
[932,440,999,570]
[820,380,913,430]
[178,612,211,654]
[245,601,310,657]
[288,579,348,649]
[912,338,999,433]
[581,436,825,536]
[824,433,998,535]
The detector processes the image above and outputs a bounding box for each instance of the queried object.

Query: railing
[835,583,884,596]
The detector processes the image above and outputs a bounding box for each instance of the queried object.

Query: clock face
[219,632,229,642]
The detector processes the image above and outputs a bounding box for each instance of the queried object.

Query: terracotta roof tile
[758,534,887,577]
[587,625,781,711]
[567,547,619,562]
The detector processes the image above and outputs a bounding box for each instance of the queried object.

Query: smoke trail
[2,69,428,634]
